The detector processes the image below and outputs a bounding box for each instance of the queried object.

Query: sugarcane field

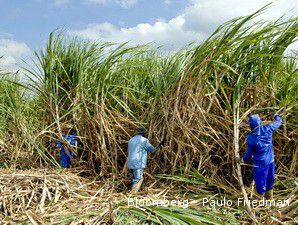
[0,1,297,225]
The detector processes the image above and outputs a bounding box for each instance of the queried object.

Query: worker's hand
[274,114,282,120]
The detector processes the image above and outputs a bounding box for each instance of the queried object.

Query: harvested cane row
[0,169,121,224]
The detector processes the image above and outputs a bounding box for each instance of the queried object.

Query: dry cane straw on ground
[0,169,118,224]
[0,168,297,224]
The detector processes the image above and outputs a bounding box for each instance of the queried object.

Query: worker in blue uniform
[128,127,155,193]
[57,125,77,168]
[242,114,282,199]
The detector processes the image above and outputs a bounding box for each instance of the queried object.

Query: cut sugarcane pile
[0,169,122,224]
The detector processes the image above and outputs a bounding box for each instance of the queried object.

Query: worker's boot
[265,189,273,200]
[131,178,144,194]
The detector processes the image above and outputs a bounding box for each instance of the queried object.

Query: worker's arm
[144,139,155,153]
[268,115,282,132]
[243,141,253,162]
[69,135,77,147]
[69,135,78,158]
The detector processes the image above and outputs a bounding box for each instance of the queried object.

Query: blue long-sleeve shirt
[128,134,155,169]
[57,134,77,168]
[243,115,282,167]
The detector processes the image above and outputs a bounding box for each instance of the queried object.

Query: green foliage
[0,8,297,174]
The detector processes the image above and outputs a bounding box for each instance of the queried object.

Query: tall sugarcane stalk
[233,104,256,222]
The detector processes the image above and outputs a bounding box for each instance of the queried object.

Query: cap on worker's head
[137,127,147,135]
[248,114,262,132]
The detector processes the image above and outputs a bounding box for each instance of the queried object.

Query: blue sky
[0,0,297,72]
[0,0,187,50]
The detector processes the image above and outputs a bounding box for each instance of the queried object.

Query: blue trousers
[60,150,76,168]
[253,162,275,195]
[131,169,144,185]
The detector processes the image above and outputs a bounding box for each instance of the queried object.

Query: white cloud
[69,0,298,52]
[86,0,138,8]
[0,39,31,73]
[163,0,172,5]
[69,17,203,52]
[184,0,298,34]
